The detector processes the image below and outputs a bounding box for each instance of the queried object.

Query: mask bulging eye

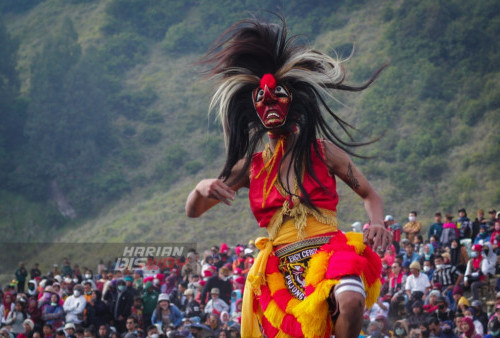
[255,89,264,102]
[275,86,288,96]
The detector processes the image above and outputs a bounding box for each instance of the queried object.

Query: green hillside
[0,0,499,257]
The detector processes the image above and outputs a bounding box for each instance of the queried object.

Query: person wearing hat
[464,244,489,300]
[435,295,454,323]
[63,284,86,325]
[151,293,182,329]
[183,288,201,318]
[471,299,489,334]
[405,261,430,305]
[204,288,229,315]
[64,323,76,336]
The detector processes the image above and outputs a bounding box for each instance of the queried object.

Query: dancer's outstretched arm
[185,159,249,218]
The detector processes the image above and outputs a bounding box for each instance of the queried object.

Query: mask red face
[252,74,291,129]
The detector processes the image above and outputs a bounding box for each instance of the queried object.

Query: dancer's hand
[364,224,392,250]
[196,178,236,206]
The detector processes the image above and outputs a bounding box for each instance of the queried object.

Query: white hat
[384,215,394,221]
[23,319,34,331]
[244,248,253,255]
[64,323,76,330]
[158,293,170,303]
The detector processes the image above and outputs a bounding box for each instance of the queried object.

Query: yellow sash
[241,216,337,337]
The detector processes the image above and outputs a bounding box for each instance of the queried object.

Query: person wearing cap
[151,293,182,329]
[63,284,86,325]
[471,299,489,334]
[405,261,430,304]
[200,267,232,306]
[204,288,229,316]
[472,209,487,241]
[434,295,454,323]
[183,288,201,318]
[464,244,490,300]
[428,212,444,241]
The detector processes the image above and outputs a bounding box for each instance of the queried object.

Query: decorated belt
[274,235,332,300]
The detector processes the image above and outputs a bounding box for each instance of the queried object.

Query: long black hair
[202,16,386,209]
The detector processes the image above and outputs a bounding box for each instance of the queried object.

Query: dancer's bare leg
[333,291,365,338]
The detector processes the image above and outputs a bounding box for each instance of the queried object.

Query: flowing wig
[201,16,386,209]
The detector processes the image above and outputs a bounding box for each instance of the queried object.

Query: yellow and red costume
[241,138,382,337]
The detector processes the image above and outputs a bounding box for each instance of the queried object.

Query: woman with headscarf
[459,316,482,338]
[185,16,391,338]
[41,293,64,330]
[0,292,14,327]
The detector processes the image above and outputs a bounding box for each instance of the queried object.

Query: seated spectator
[474,224,491,245]
[151,294,182,329]
[183,289,201,319]
[424,289,440,313]
[405,261,430,306]
[434,296,455,323]
[449,239,469,273]
[459,316,482,338]
[488,315,500,338]
[422,260,435,281]
[463,307,484,336]
[393,320,409,338]
[490,220,500,254]
[41,293,64,330]
[42,324,54,338]
[464,244,489,300]
[204,288,229,316]
[470,300,488,334]
[4,299,28,335]
[432,255,463,297]
[403,244,421,266]
[407,300,427,329]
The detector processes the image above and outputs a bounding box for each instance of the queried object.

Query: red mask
[252,73,291,129]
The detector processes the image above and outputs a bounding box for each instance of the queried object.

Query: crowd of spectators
[1,207,500,338]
